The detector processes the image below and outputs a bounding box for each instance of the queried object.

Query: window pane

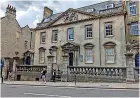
[105,22,113,36]
[131,23,139,35]
[39,50,45,63]
[129,2,136,15]
[52,30,58,41]
[106,48,115,63]
[85,49,93,63]
[41,32,46,43]
[68,28,74,40]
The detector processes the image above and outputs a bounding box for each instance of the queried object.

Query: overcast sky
[0,0,108,28]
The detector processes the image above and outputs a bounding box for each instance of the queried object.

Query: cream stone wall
[100,15,126,67]
[34,14,126,68]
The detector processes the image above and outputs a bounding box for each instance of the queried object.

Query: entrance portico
[61,42,80,66]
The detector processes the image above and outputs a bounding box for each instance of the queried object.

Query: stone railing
[16,65,47,72]
[99,6,124,16]
[67,66,126,82]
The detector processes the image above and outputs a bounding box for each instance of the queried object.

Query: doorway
[25,56,31,65]
[69,53,73,66]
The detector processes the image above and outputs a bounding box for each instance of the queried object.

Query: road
[1,84,139,97]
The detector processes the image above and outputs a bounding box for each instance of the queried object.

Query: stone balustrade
[67,66,126,82]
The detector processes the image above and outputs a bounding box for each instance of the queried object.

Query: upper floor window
[105,22,113,37]
[67,28,74,40]
[86,8,95,12]
[106,4,114,9]
[85,24,92,39]
[40,32,46,43]
[129,2,136,15]
[52,30,58,42]
[131,22,139,35]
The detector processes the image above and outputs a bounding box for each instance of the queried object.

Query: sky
[0,0,108,28]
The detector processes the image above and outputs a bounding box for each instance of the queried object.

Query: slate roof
[37,0,123,28]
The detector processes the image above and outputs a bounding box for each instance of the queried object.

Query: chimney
[5,4,16,19]
[43,6,53,18]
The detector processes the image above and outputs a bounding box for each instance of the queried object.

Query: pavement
[2,80,140,89]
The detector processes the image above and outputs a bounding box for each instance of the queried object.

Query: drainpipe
[99,11,101,66]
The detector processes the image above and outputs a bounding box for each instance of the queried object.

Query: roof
[36,0,123,28]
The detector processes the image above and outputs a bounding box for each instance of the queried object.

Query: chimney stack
[43,6,53,18]
[5,4,16,19]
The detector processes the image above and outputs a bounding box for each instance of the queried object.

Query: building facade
[1,5,36,79]
[34,0,126,79]
[123,0,139,68]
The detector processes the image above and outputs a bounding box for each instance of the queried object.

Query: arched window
[104,42,116,64]
[84,43,94,63]
[39,47,46,64]
[50,46,58,63]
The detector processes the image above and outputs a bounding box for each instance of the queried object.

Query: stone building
[0,5,36,79]
[123,0,139,68]
[33,1,127,81]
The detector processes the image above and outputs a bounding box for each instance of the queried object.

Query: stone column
[47,55,54,81]
[3,57,10,79]
[125,43,135,82]
[12,57,19,80]
[61,54,69,82]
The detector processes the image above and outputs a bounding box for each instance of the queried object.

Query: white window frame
[52,30,58,42]
[53,50,57,63]
[129,2,136,16]
[39,49,45,64]
[106,4,114,9]
[86,8,94,12]
[67,28,74,40]
[131,22,139,35]
[85,25,93,39]
[105,22,113,37]
[85,48,93,63]
[40,32,46,44]
[105,48,115,64]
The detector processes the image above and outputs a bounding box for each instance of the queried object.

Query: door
[26,56,31,65]
[135,53,140,67]
[69,53,73,66]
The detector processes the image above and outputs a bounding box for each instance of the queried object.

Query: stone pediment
[48,8,97,27]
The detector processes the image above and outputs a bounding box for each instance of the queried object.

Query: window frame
[85,48,93,64]
[40,32,46,44]
[39,48,45,64]
[104,22,113,37]
[67,27,74,41]
[131,22,139,35]
[129,2,136,16]
[85,24,93,39]
[52,30,58,42]
[105,47,115,64]
[106,4,114,9]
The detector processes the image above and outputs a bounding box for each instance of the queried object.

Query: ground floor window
[39,47,45,63]
[85,49,93,63]
[105,48,115,63]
